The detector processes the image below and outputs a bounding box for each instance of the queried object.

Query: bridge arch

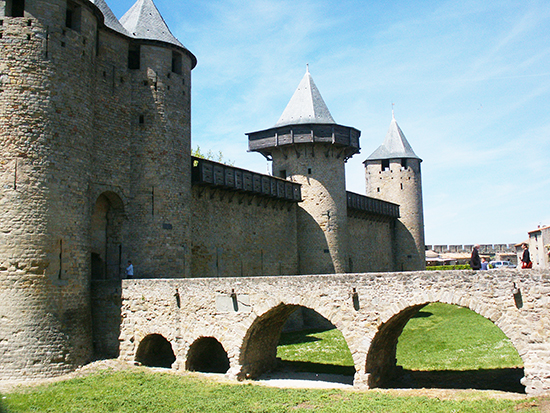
[135,333,176,368]
[237,301,354,380]
[364,299,526,390]
[186,337,230,373]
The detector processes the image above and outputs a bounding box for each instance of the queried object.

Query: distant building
[527,226,550,269]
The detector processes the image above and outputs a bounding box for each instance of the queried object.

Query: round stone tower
[247,68,360,274]
[0,0,196,381]
[0,0,100,380]
[364,113,425,271]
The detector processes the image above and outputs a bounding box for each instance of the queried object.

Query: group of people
[469,243,532,270]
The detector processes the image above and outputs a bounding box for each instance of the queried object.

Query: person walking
[470,244,481,270]
[521,243,532,269]
[126,260,134,278]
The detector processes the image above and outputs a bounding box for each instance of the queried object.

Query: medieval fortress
[4,0,548,396]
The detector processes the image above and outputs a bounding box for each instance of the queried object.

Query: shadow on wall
[297,209,334,275]
[91,280,122,360]
[394,220,424,271]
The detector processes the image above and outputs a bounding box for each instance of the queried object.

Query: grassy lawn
[1,369,542,413]
[1,303,540,412]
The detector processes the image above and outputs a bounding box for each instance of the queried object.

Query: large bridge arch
[364,298,527,389]
[237,300,357,380]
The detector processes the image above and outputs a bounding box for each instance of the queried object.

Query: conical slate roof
[366,113,421,161]
[275,67,335,127]
[90,0,130,35]
[120,0,186,49]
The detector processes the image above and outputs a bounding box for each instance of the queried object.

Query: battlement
[427,244,517,254]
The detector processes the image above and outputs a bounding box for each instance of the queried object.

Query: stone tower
[118,0,195,278]
[364,113,425,271]
[247,68,360,274]
[0,0,195,380]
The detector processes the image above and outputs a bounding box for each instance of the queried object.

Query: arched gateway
[118,270,550,395]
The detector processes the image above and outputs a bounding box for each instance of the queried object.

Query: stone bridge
[116,270,550,395]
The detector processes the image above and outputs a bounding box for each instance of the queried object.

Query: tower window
[279,170,287,179]
[401,158,407,169]
[171,51,182,74]
[307,167,312,174]
[65,1,81,32]
[6,0,25,17]
[139,115,145,124]
[381,159,390,171]
[128,44,140,70]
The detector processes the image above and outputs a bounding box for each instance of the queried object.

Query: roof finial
[306,63,310,73]
[392,103,395,120]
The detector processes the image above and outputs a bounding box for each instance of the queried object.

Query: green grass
[277,328,355,375]
[276,303,523,373]
[0,369,541,413]
[396,303,523,370]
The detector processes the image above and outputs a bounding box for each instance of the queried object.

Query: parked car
[489,260,516,269]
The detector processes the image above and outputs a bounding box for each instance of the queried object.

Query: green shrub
[426,264,470,271]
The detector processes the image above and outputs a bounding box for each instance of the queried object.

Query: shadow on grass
[277,360,355,376]
[386,367,525,393]
[412,311,433,318]
[278,328,332,346]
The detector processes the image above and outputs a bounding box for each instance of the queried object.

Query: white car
[489,260,516,269]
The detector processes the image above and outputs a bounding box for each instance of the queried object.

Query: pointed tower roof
[366,112,421,161]
[120,0,187,49]
[275,66,336,127]
[90,0,130,36]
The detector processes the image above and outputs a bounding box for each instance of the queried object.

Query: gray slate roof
[119,0,186,49]
[90,0,130,35]
[366,114,421,161]
[275,67,336,127]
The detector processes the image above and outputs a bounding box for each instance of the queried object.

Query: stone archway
[238,303,354,381]
[136,334,176,368]
[238,303,298,380]
[186,337,230,373]
[90,192,125,280]
[365,302,525,392]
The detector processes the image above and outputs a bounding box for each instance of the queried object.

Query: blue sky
[109,0,550,246]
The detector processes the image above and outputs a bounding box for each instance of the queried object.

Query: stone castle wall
[272,144,350,274]
[190,186,299,278]
[347,215,394,272]
[365,158,425,271]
